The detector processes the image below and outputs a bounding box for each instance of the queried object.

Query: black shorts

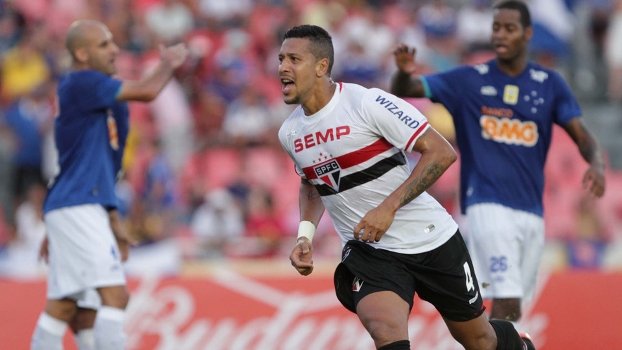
[334,231,485,322]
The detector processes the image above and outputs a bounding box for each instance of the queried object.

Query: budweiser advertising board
[1,260,621,349]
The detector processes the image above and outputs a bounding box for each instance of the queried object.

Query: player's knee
[45,299,78,322]
[98,286,130,309]
[491,298,521,321]
[361,318,404,346]
[453,323,496,350]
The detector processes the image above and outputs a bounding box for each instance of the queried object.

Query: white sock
[31,313,67,350]
[74,329,95,350]
[94,306,126,350]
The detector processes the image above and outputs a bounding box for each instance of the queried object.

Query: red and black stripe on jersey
[302,138,407,196]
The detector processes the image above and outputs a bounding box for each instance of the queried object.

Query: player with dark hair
[30,20,188,350]
[390,0,605,335]
[279,24,534,350]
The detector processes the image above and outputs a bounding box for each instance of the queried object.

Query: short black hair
[283,24,334,76]
[493,0,531,29]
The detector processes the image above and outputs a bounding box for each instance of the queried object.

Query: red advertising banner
[1,269,621,349]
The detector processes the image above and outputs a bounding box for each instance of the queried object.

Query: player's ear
[74,47,89,64]
[524,26,533,41]
[316,58,329,77]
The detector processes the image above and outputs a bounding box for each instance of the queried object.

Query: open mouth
[281,78,294,93]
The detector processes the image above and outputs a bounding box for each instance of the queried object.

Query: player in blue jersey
[30,20,188,350]
[37,87,132,349]
[390,0,605,339]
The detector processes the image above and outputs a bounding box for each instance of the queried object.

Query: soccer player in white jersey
[278,24,535,350]
[390,0,605,341]
[30,20,188,350]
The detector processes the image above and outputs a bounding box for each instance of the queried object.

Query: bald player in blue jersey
[390,0,605,343]
[31,20,188,350]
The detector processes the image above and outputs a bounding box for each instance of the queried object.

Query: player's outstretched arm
[117,43,189,102]
[563,118,606,197]
[290,179,324,276]
[390,43,426,98]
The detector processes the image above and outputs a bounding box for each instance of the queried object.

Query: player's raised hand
[393,43,417,75]
[159,43,189,70]
[290,238,314,276]
[583,166,606,198]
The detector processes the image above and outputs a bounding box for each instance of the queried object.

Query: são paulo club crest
[313,159,341,192]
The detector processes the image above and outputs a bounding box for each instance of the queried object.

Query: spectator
[456,0,494,55]
[222,86,272,147]
[527,0,575,67]
[142,53,195,173]
[0,8,26,56]
[144,0,194,44]
[1,30,50,103]
[566,194,608,268]
[190,188,245,259]
[0,181,47,278]
[417,0,460,71]
[231,187,286,258]
[197,0,253,28]
[604,1,622,102]
[2,82,54,208]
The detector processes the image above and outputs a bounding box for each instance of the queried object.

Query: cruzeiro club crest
[313,159,341,192]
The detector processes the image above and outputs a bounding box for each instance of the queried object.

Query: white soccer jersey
[278,82,458,254]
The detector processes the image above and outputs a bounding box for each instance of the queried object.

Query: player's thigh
[356,290,410,343]
[45,298,79,323]
[443,313,496,349]
[97,285,130,309]
[413,232,485,322]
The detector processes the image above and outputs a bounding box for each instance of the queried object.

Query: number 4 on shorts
[463,262,474,292]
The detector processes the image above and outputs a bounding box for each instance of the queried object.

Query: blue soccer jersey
[422,59,581,216]
[44,70,128,213]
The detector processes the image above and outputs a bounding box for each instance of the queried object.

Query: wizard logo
[313,159,341,192]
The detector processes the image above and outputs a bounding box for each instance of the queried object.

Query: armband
[297,221,316,242]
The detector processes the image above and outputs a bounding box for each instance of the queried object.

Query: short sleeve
[360,88,430,152]
[551,72,582,126]
[422,66,469,110]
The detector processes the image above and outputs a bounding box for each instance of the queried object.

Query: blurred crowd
[0,0,622,278]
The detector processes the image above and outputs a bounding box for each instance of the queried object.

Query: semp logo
[314,159,341,192]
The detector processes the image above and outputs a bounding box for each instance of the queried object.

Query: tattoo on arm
[400,161,444,206]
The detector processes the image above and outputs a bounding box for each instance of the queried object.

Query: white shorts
[45,204,126,300]
[466,203,544,301]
